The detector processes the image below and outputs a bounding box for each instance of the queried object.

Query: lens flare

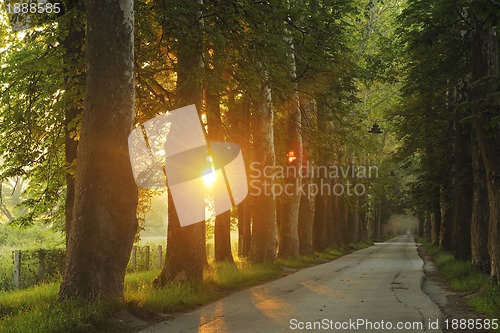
[203,170,216,187]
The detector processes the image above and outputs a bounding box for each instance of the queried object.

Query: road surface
[139,235,444,332]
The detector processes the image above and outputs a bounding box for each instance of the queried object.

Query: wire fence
[0,244,166,291]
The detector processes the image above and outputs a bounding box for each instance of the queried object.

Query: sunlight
[202,170,216,187]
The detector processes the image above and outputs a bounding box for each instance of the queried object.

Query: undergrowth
[421,240,500,332]
[0,239,376,333]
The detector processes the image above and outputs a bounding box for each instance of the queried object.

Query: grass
[124,260,281,313]
[0,239,376,333]
[278,240,375,269]
[420,240,500,332]
[0,282,114,333]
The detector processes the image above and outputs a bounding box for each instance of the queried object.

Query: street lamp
[368,123,383,134]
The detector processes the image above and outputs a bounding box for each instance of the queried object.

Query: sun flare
[202,171,216,187]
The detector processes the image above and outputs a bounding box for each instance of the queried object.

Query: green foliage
[0,241,383,332]
[0,28,67,227]
[0,223,64,249]
[391,0,471,213]
[278,239,374,267]
[205,259,281,289]
[0,282,114,333]
[0,224,64,290]
[422,240,500,326]
[125,270,218,312]
[125,260,281,312]
[0,4,86,229]
[278,255,325,268]
[135,189,167,241]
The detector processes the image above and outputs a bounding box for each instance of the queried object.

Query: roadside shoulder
[417,245,488,333]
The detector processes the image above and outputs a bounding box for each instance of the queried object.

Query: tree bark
[313,187,328,251]
[439,183,453,251]
[61,1,85,247]
[451,87,472,260]
[155,0,207,284]
[231,93,252,258]
[59,0,137,301]
[249,81,277,263]
[471,130,490,272]
[331,191,343,245]
[424,211,432,242]
[155,189,206,283]
[237,199,251,257]
[298,95,316,255]
[277,17,303,259]
[277,95,302,258]
[205,83,234,263]
[431,200,441,247]
[471,6,500,280]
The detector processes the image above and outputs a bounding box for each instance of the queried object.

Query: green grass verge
[420,239,500,332]
[0,282,115,333]
[0,239,376,333]
[124,260,281,313]
[278,240,374,268]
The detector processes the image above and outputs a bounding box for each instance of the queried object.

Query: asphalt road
[139,235,444,333]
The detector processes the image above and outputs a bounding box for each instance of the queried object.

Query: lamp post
[368,123,383,134]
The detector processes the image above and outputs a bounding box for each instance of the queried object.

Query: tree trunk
[155,0,207,284]
[471,7,500,280]
[155,190,206,283]
[277,19,302,258]
[417,214,424,238]
[431,200,441,247]
[331,192,343,245]
[298,95,316,255]
[230,93,252,258]
[298,188,315,255]
[451,92,472,260]
[424,211,432,242]
[237,199,251,257]
[297,93,316,255]
[277,96,302,258]
[439,183,453,251]
[313,187,328,251]
[205,83,233,263]
[471,131,490,272]
[59,0,137,300]
[344,165,359,244]
[249,81,277,263]
[61,1,85,247]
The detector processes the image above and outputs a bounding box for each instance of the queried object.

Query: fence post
[145,245,150,271]
[157,245,162,268]
[13,250,20,289]
[131,246,137,271]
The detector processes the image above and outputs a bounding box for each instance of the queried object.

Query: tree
[277,5,302,259]
[59,1,86,246]
[203,1,235,262]
[470,0,500,281]
[154,0,207,284]
[59,0,137,300]
[298,94,316,255]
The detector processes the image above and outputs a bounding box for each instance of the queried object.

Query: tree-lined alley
[0,0,498,306]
